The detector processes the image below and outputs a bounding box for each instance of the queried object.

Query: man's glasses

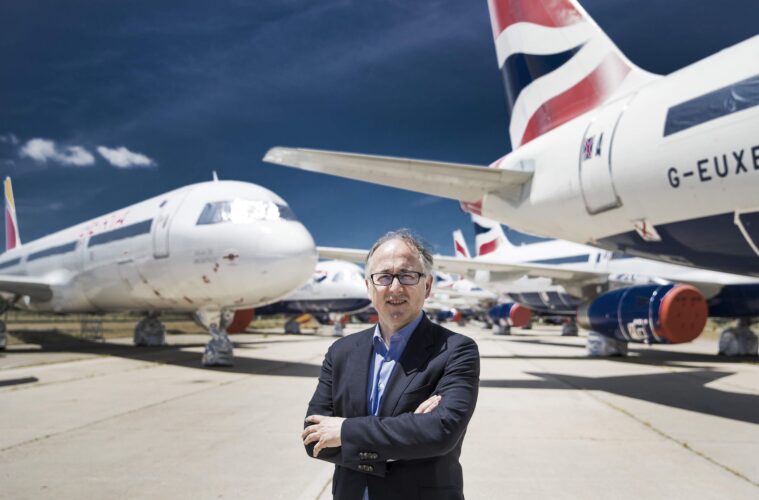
[370,272,426,286]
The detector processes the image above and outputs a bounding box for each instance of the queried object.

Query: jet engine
[577,284,707,344]
[226,308,255,334]
[488,303,532,327]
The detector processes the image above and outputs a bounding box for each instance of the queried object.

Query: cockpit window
[196,199,298,225]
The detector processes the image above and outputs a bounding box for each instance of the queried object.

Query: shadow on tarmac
[5,329,323,378]
[481,369,759,425]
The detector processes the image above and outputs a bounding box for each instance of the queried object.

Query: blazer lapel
[378,317,436,416]
[346,328,374,417]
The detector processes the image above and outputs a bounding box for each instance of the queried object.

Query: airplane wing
[318,246,606,283]
[432,254,607,283]
[264,147,533,202]
[0,275,53,301]
[317,246,368,262]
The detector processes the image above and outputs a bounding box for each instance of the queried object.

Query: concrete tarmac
[1,323,757,499]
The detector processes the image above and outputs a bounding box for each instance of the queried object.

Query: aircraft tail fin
[487,0,658,148]
[472,214,515,258]
[4,177,21,251]
[453,230,471,259]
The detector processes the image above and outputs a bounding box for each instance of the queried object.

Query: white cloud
[58,146,95,166]
[19,138,95,167]
[97,146,156,168]
[0,133,19,145]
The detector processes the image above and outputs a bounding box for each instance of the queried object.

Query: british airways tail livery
[0,177,317,365]
[264,0,759,278]
[487,0,656,148]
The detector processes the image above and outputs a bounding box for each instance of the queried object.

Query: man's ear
[424,275,433,298]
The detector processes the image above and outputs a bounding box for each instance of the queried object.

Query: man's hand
[302,415,345,457]
[414,394,442,414]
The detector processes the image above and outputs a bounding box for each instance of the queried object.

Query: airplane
[263,0,759,340]
[453,215,759,355]
[0,176,317,366]
[254,259,371,336]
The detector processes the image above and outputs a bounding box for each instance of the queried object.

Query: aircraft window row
[528,254,589,265]
[196,199,297,225]
[664,73,759,137]
[0,257,21,270]
[88,219,153,248]
[27,241,78,262]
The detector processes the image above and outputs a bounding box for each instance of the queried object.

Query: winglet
[4,177,21,251]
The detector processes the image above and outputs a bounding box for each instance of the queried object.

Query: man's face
[366,239,432,334]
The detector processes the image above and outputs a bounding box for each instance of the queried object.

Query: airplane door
[153,190,190,259]
[578,96,633,215]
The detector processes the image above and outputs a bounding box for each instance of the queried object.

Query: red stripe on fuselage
[460,199,483,216]
[488,0,583,37]
[519,52,630,146]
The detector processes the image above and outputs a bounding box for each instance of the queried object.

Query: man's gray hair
[365,228,434,278]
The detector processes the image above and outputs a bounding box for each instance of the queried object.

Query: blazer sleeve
[304,341,388,477]
[340,336,480,463]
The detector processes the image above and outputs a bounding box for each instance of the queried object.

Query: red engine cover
[657,285,708,344]
[509,303,532,327]
[227,308,255,334]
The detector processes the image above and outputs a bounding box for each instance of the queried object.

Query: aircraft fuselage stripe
[27,241,77,262]
[664,73,759,137]
[87,219,153,248]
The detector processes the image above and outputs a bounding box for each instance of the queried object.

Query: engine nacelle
[488,303,532,327]
[577,284,707,344]
[435,308,463,323]
[226,308,255,334]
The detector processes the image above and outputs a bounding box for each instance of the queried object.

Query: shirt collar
[372,311,424,360]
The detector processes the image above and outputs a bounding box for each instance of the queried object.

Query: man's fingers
[303,430,319,446]
[305,415,322,424]
[301,424,317,440]
[414,394,442,414]
[313,438,324,457]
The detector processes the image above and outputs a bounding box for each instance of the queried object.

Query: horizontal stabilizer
[0,275,53,301]
[264,147,532,202]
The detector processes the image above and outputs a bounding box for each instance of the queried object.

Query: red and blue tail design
[4,177,21,251]
[487,0,656,148]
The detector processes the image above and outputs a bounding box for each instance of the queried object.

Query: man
[302,229,480,499]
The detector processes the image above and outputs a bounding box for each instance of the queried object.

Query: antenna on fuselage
[212,171,219,182]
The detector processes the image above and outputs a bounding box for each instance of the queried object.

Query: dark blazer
[305,316,480,500]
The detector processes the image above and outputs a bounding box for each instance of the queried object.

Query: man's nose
[388,276,405,291]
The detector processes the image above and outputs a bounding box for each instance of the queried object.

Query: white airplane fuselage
[0,180,317,314]
[480,37,759,275]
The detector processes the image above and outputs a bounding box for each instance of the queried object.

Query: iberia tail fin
[487,0,659,149]
[4,177,21,251]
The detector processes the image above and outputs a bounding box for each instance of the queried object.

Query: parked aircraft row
[454,215,759,355]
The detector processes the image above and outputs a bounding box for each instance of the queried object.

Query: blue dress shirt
[363,312,424,500]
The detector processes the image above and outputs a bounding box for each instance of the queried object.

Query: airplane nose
[255,221,317,298]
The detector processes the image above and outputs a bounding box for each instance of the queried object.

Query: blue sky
[2,0,758,255]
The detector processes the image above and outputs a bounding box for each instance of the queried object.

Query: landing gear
[494,320,510,335]
[332,321,344,337]
[0,320,6,350]
[718,318,758,356]
[284,317,302,334]
[586,332,628,356]
[561,319,578,336]
[196,309,234,367]
[133,314,166,346]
